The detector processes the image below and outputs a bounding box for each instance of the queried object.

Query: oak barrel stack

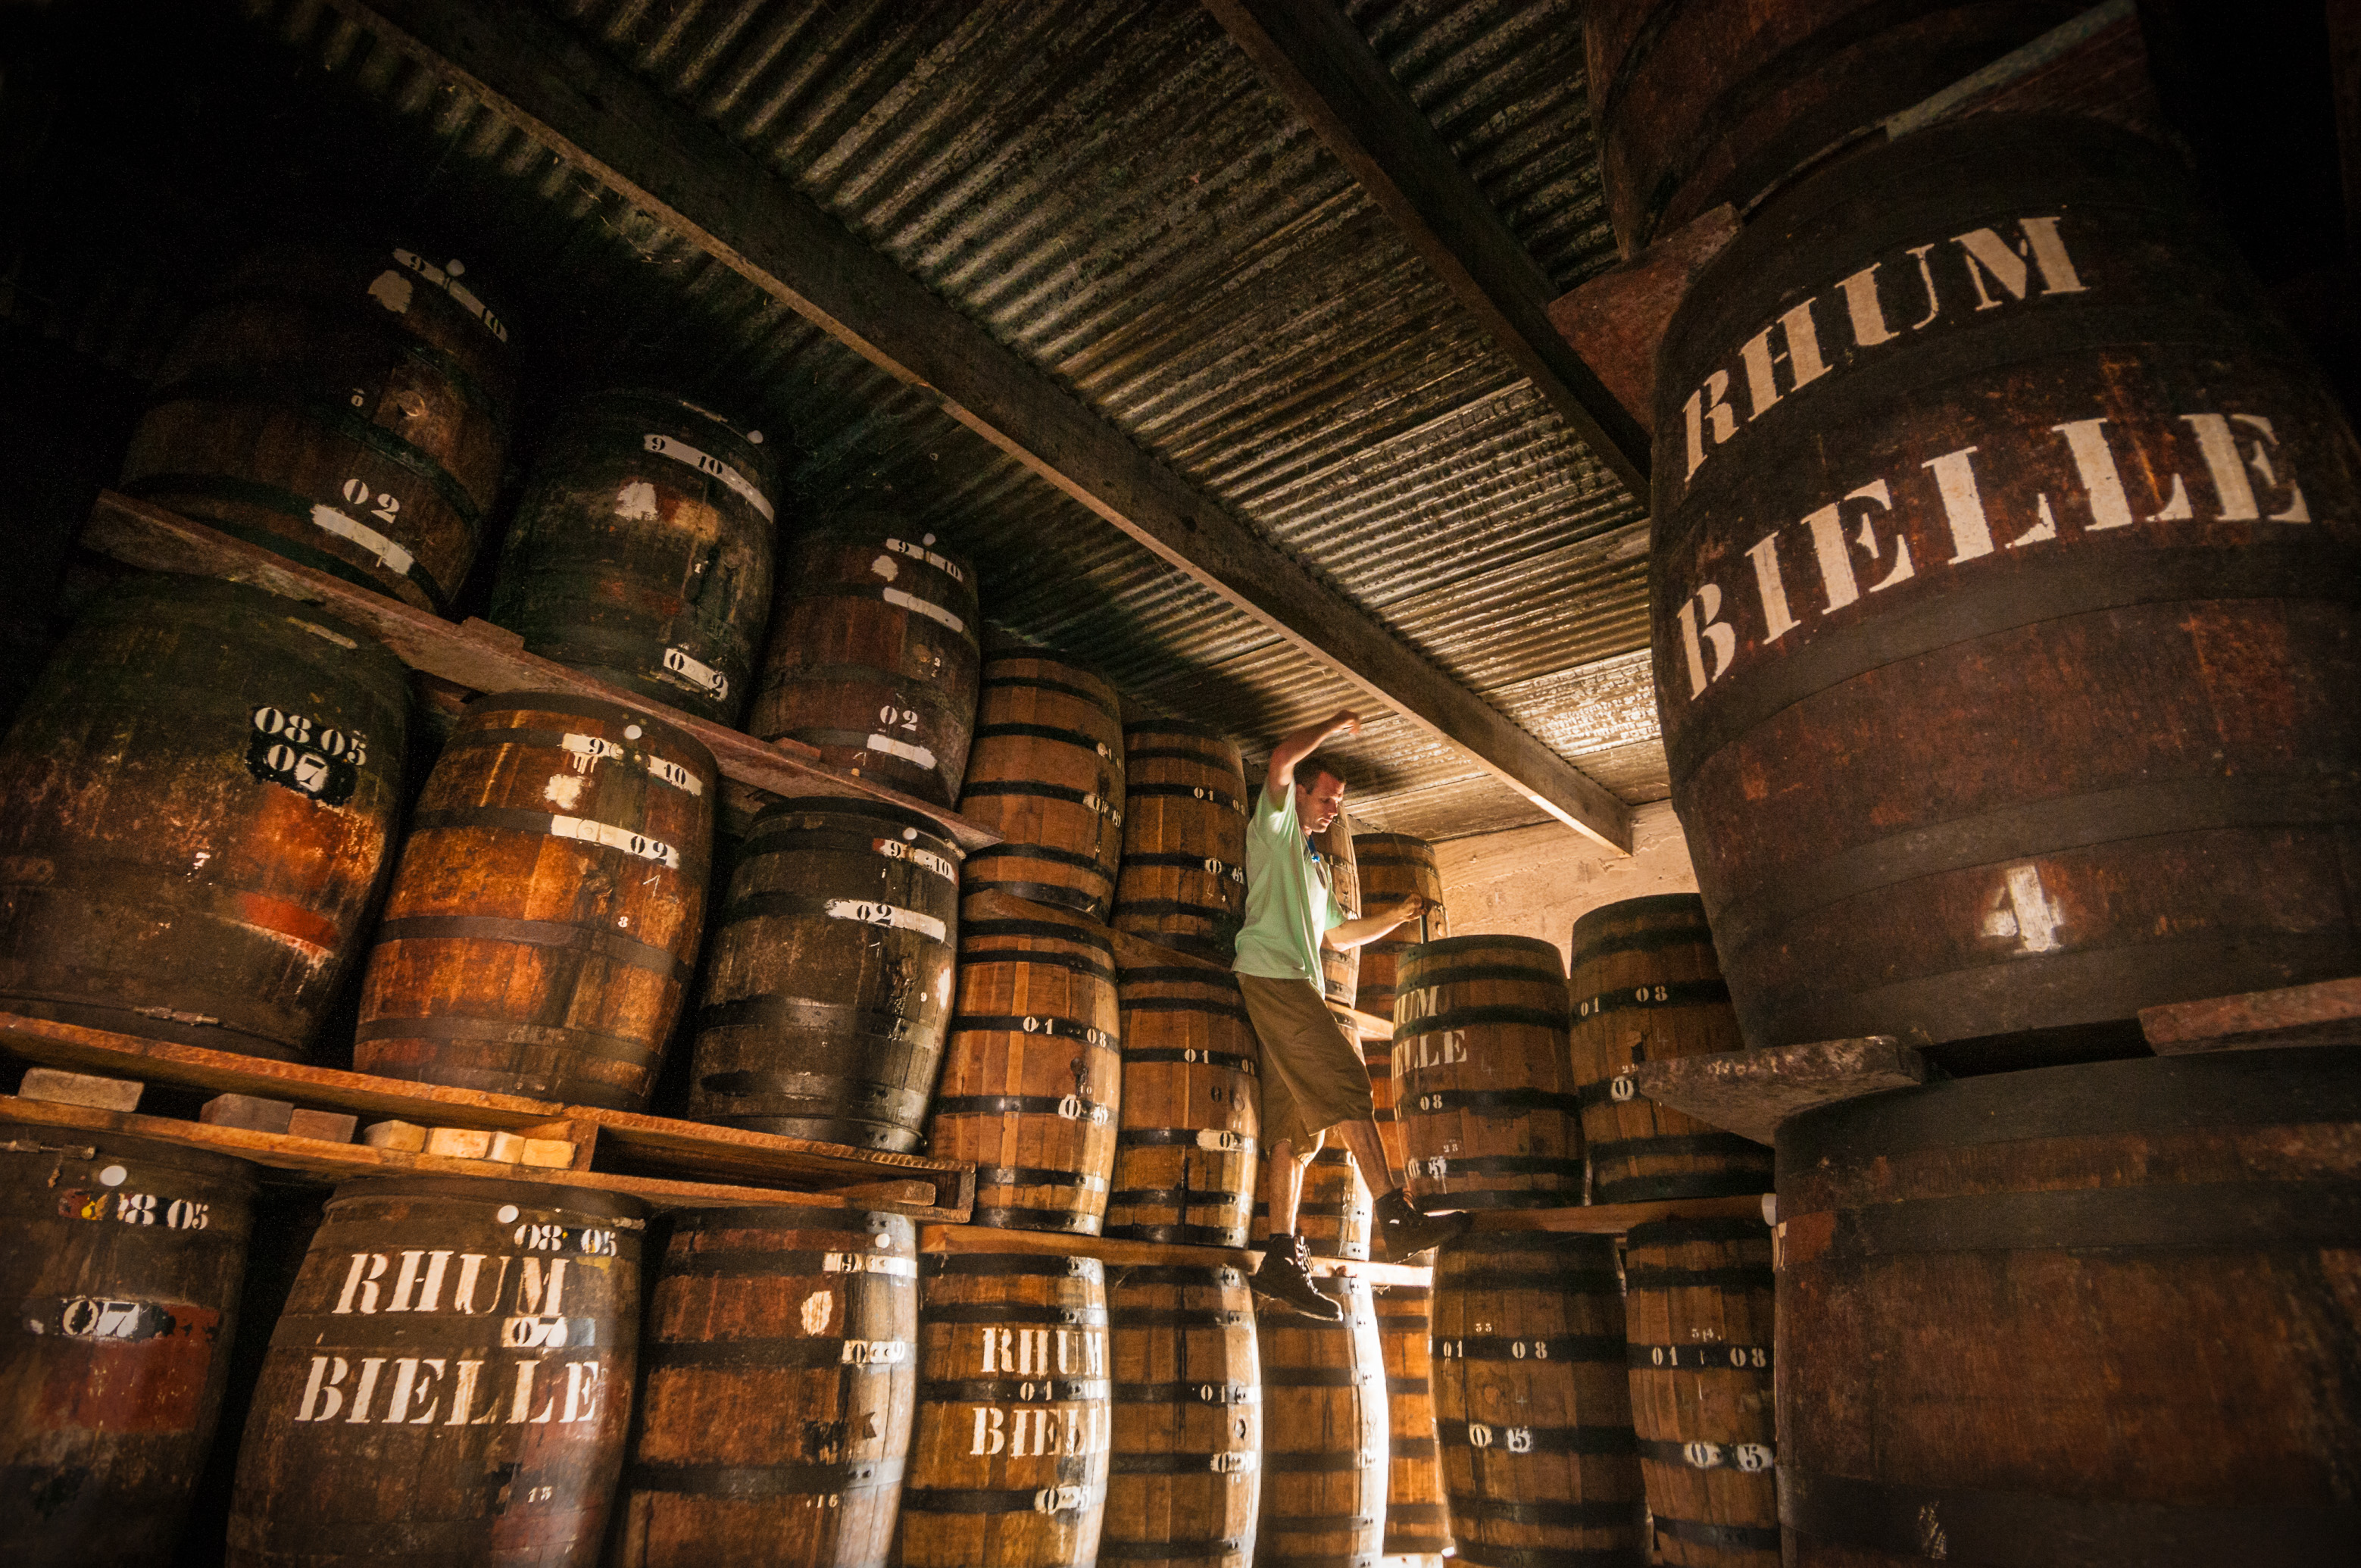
[1374,1279,1452,1564]
[1651,114,2361,1070]
[1,1126,257,1566]
[1251,1146,1371,1261]
[1110,720,1248,964]
[226,1176,645,1566]
[1102,1263,1260,1568]
[1104,946,1260,1249]
[682,798,960,1150]
[1394,935,1584,1210]
[1255,1271,1387,1568]
[616,1208,918,1568]
[1351,832,1445,1023]
[489,388,778,726]
[354,693,716,1110]
[751,520,981,807]
[0,573,408,1060]
[957,656,1127,921]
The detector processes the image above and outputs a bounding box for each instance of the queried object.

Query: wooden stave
[1622,1218,1779,1567]
[1251,1146,1373,1261]
[1102,1262,1261,1568]
[0,1126,258,1567]
[353,692,717,1111]
[1567,896,1770,1205]
[1772,1047,2361,1565]
[1351,833,1448,1024]
[1111,721,1248,965]
[225,1176,645,1567]
[1104,960,1261,1249]
[118,242,516,614]
[680,797,960,1151]
[1395,935,1583,1211]
[902,1251,1112,1568]
[615,1207,919,1568]
[1432,1232,1648,1568]
[489,388,779,727]
[1373,1281,1452,1560]
[957,657,1126,923]
[0,573,410,1061]
[1255,1271,1388,1568]
[750,520,981,807]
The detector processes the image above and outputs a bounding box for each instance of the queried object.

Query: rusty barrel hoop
[1774,1047,2361,1563]
[1250,1146,1371,1261]
[1651,114,2361,1073]
[354,692,717,1110]
[490,388,779,726]
[616,1207,917,1567]
[1255,1270,1387,1568]
[1111,720,1248,965]
[1373,1279,1451,1560]
[0,573,408,1060]
[1105,952,1260,1248]
[1,1126,257,1566]
[958,657,1127,922]
[1395,934,1583,1210]
[226,1176,645,1567]
[682,796,960,1151]
[1351,832,1448,1023]
[1102,1262,1261,1568]
[751,517,981,807]
[118,242,515,614]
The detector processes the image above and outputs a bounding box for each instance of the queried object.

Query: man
[1235,707,1469,1320]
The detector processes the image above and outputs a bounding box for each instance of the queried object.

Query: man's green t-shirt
[1232,781,1345,982]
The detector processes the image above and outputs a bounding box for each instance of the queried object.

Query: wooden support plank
[81,492,1000,853]
[1202,0,1651,492]
[919,1223,1432,1283]
[1628,1039,1930,1145]
[1466,1192,1771,1233]
[1329,1001,1395,1041]
[318,0,1632,854]
[573,1107,975,1217]
[2140,976,2361,1054]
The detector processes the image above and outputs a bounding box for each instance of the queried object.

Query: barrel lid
[323,1173,648,1227]
[0,1120,258,1189]
[1404,933,1563,965]
[1569,893,1710,954]
[754,795,957,848]
[461,689,718,779]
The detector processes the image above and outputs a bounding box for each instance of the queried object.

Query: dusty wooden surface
[1629,1038,1928,1145]
[2141,975,2361,1053]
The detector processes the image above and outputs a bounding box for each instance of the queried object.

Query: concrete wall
[1432,801,1699,970]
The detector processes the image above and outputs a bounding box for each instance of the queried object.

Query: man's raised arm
[1266,709,1360,796]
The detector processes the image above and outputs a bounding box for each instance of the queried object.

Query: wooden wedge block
[520,1139,578,1169]
[18,1067,143,1113]
[485,1130,527,1164]
[361,1120,427,1153]
[1627,1037,1930,1145]
[200,1093,295,1133]
[288,1108,359,1143]
[2141,976,2361,1054]
[423,1126,494,1160]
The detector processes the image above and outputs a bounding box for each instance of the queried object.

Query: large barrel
[1314,807,1361,1009]
[1104,948,1260,1248]
[957,656,1126,922]
[1567,898,1771,1204]
[354,693,717,1109]
[681,798,960,1149]
[615,1207,918,1568]
[931,901,1124,1234]
[1255,1271,1387,1568]
[0,1127,255,1566]
[1775,1048,2361,1563]
[1251,1145,1371,1261]
[226,1176,645,1566]
[1432,1233,1647,1568]
[489,389,778,726]
[1651,114,2361,1073]
[1623,1219,1779,1566]
[1373,1279,1452,1564]
[1351,832,1446,1023]
[1583,0,2086,255]
[119,242,514,614]
[1110,721,1248,964]
[903,1251,1111,1568]
[0,573,408,1060]
[750,519,980,807]
[1102,1263,1260,1568]
[1394,935,1583,1210]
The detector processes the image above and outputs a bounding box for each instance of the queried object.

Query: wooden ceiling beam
[323,0,1633,852]
[1203,0,1652,494]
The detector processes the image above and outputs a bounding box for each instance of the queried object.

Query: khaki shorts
[1238,973,1373,1153]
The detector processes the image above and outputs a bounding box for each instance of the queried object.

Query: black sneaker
[1374,1187,1470,1260]
[1252,1234,1344,1321]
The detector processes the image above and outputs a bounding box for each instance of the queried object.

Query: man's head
[1295,757,1348,833]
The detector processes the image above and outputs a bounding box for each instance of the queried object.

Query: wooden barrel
[0,1126,256,1566]
[1432,1233,1647,1568]
[903,1250,1111,1568]
[489,388,779,726]
[1110,721,1248,964]
[1775,1047,2361,1563]
[1652,114,2361,1073]
[1251,1146,1372,1261]
[1103,1262,1260,1568]
[681,798,960,1151]
[226,1176,645,1566]
[957,657,1126,922]
[1105,951,1260,1248]
[615,1207,919,1568]
[119,242,515,614]
[354,692,717,1110]
[1394,936,1582,1210]
[1584,0,2087,255]
[1622,1219,1779,1566]
[1255,1271,1387,1568]
[1351,832,1446,1023]
[931,901,1124,1234]
[1567,898,1771,1204]
[1315,807,1361,1010]
[750,518,980,807]
[1373,1280,1451,1563]
[0,573,408,1060]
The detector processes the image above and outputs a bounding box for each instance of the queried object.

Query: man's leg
[1264,1136,1307,1236]
[1332,1118,1398,1195]
[1333,1114,1466,1259]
